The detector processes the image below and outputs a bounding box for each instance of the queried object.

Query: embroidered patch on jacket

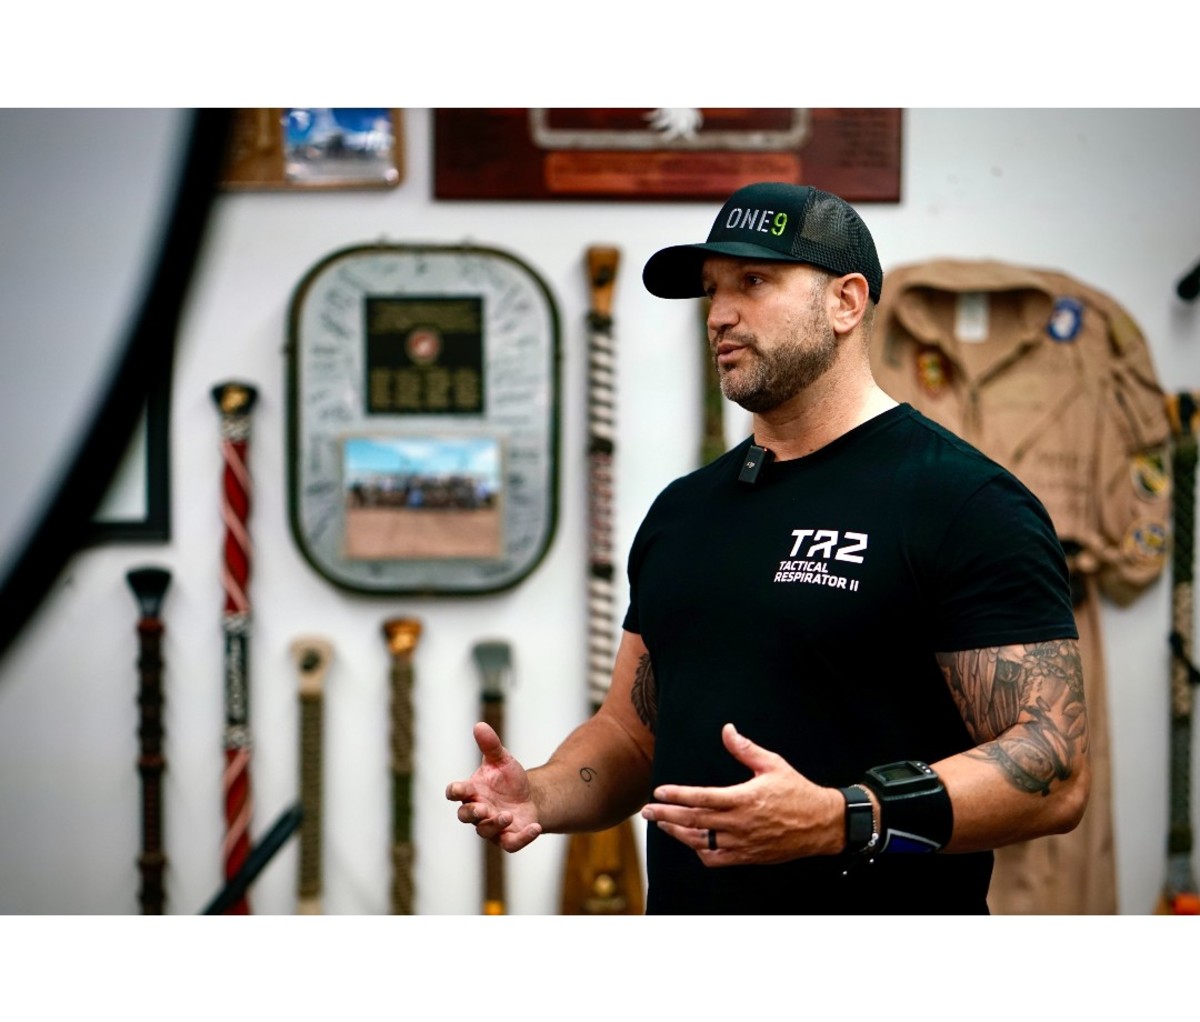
[1047,297,1084,342]
[1110,311,1145,355]
[1131,449,1171,501]
[915,348,951,395]
[1122,520,1167,564]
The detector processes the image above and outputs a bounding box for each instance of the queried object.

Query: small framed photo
[342,434,504,561]
[221,108,403,190]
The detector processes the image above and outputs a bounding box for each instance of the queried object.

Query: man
[446,182,1089,913]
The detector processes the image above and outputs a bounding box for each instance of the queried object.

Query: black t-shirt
[623,404,1078,914]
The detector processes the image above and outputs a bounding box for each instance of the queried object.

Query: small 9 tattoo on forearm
[631,654,658,734]
[579,767,597,784]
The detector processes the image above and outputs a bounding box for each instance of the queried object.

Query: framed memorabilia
[221,108,403,190]
[433,108,902,202]
[286,243,560,595]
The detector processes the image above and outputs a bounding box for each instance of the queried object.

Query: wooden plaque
[433,108,901,202]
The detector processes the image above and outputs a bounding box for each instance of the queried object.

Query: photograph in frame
[341,434,504,561]
[221,108,403,190]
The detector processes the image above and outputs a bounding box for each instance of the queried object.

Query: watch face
[876,762,926,783]
[286,243,560,594]
[867,760,940,793]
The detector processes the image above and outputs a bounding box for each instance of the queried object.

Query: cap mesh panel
[793,191,855,272]
[789,189,882,299]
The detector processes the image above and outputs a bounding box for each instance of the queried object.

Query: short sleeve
[929,473,1079,651]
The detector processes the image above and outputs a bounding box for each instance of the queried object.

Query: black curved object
[1178,258,1200,302]
[201,802,304,915]
[0,109,232,662]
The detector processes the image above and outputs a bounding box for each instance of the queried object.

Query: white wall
[1,108,1199,920]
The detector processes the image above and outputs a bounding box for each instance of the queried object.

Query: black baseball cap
[642,181,883,302]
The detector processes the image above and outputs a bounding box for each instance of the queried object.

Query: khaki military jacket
[869,259,1171,913]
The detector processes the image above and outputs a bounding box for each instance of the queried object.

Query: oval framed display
[286,243,561,595]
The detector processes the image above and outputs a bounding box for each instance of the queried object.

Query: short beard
[716,299,839,414]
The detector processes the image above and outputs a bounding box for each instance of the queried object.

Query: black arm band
[860,761,953,853]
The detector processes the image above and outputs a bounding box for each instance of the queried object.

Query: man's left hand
[640,723,845,865]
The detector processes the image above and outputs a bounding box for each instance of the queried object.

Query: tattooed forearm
[631,653,657,734]
[936,639,1088,796]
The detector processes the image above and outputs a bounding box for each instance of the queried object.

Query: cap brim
[642,241,801,298]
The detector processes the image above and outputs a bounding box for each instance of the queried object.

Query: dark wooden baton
[127,565,171,915]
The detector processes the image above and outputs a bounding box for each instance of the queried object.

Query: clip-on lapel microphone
[738,444,773,485]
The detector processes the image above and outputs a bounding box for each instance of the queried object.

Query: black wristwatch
[838,785,877,856]
[860,760,953,853]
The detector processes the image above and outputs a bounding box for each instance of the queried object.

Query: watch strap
[839,785,877,856]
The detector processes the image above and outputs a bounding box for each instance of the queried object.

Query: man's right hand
[445,721,543,852]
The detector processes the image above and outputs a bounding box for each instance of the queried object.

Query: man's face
[701,257,837,413]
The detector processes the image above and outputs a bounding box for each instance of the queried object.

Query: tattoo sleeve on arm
[936,639,1088,796]
[630,654,657,734]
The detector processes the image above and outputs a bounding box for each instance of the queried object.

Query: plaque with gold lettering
[286,243,560,594]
